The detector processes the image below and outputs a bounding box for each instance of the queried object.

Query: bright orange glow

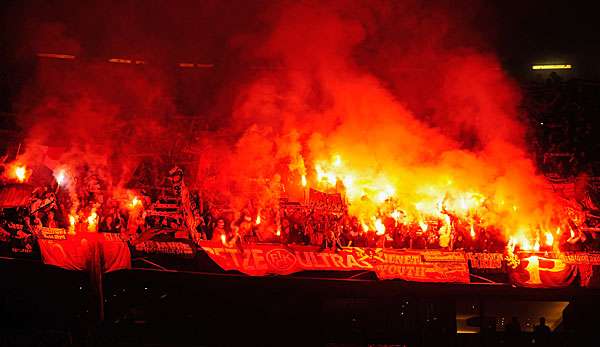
[306,151,568,252]
[7,163,30,183]
[256,214,261,225]
[129,196,142,209]
[333,154,342,167]
[524,256,541,284]
[301,175,307,187]
[508,231,538,251]
[361,222,369,232]
[374,217,386,235]
[14,166,26,183]
[86,210,98,232]
[54,169,66,185]
[545,231,554,247]
[68,214,77,234]
[220,233,226,244]
[390,210,402,223]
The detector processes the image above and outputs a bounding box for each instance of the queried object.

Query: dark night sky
[0,0,598,113]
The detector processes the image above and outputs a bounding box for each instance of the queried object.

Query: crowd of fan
[195,205,506,252]
[2,76,600,254]
[524,74,600,177]
[1,176,598,254]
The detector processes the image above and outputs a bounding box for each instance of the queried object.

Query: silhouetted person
[505,316,522,346]
[533,317,552,346]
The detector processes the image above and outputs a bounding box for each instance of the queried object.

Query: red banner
[466,252,504,271]
[199,241,469,283]
[559,253,600,288]
[38,232,131,272]
[134,240,196,258]
[308,189,345,213]
[508,255,577,288]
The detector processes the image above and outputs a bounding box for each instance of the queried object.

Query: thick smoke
[10,0,565,240]
[197,0,563,238]
[17,60,177,191]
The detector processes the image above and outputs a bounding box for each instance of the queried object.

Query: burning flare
[9,164,28,183]
[545,231,554,247]
[306,152,565,249]
[129,196,142,209]
[87,209,98,232]
[68,214,77,234]
[374,218,386,236]
[54,169,66,186]
[15,166,26,182]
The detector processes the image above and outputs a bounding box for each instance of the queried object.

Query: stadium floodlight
[531,64,572,70]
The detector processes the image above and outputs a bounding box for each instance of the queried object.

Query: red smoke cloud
[197,0,565,242]
[10,0,567,245]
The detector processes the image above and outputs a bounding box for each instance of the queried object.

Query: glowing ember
[470,224,476,239]
[301,175,307,187]
[256,213,261,225]
[220,233,226,244]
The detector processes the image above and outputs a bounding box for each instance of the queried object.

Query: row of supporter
[2,161,599,253]
[2,184,599,253]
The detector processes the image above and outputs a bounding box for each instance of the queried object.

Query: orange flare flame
[55,169,66,185]
[87,210,98,232]
[544,231,554,247]
[374,218,386,236]
[129,196,142,209]
[13,165,27,183]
